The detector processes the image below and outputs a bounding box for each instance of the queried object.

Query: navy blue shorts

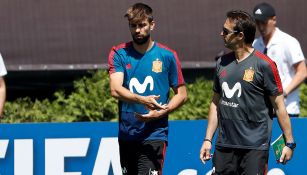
[119,140,167,175]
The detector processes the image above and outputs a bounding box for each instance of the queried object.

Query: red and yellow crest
[243,68,255,82]
[152,59,162,73]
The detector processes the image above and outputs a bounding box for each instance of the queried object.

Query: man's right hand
[141,95,167,110]
[199,139,212,164]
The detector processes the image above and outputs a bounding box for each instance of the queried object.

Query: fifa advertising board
[0,119,305,174]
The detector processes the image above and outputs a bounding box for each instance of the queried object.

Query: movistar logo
[222,82,241,98]
[129,76,154,93]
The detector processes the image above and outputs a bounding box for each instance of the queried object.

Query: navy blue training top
[108,41,185,141]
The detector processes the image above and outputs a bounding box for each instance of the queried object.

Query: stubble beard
[132,34,150,45]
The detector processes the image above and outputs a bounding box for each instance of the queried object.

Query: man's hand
[135,104,168,122]
[199,140,212,164]
[142,95,167,110]
[279,146,293,164]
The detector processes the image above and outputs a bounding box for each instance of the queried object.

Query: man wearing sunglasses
[200,10,295,175]
[253,2,307,118]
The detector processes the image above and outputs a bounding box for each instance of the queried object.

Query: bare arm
[109,72,165,109]
[284,60,307,96]
[135,85,187,121]
[200,92,220,164]
[270,95,294,164]
[165,85,187,113]
[0,77,6,117]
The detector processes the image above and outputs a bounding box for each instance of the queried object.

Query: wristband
[204,138,212,144]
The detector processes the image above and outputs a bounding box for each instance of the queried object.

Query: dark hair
[226,10,256,44]
[125,3,153,23]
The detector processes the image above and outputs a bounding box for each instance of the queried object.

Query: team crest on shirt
[152,58,162,73]
[243,67,255,82]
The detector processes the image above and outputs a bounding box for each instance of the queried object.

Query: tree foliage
[3,71,118,123]
[300,83,307,117]
[169,78,213,120]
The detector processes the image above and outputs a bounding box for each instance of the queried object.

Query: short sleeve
[286,38,305,66]
[108,47,124,75]
[262,61,283,96]
[0,54,7,76]
[168,51,185,87]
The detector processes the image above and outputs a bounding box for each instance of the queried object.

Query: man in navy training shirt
[108,3,187,175]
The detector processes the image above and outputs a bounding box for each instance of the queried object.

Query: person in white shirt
[253,2,307,117]
[0,53,7,118]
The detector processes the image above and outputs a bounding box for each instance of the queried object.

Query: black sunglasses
[222,27,239,35]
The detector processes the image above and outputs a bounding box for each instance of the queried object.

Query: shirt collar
[265,27,281,48]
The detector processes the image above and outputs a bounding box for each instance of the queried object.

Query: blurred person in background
[108,3,187,175]
[0,53,6,118]
[253,2,307,117]
[200,10,295,175]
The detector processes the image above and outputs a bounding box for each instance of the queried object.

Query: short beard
[132,34,150,45]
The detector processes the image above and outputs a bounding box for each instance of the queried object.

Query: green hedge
[300,83,307,117]
[2,70,306,123]
[3,71,118,123]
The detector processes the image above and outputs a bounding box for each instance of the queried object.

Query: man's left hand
[135,104,168,122]
[279,146,293,164]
